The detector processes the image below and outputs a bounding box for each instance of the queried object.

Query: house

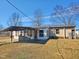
[3,25,76,42]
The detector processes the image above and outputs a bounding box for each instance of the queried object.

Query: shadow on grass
[0,37,58,46]
[16,36,49,44]
[0,39,49,46]
[17,36,59,44]
[0,42,11,46]
[18,39,49,44]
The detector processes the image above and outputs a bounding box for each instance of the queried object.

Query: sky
[0,0,79,28]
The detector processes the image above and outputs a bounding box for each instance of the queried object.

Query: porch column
[34,29,38,40]
[24,30,26,36]
[32,30,34,39]
[64,28,66,39]
[10,31,13,43]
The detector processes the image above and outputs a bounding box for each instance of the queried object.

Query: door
[38,29,49,40]
[39,30,44,37]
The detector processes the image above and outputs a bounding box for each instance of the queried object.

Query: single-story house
[3,25,76,42]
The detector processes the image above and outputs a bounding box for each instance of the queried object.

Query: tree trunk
[64,27,66,39]
[34,29,38,40]
[10,31,13,43]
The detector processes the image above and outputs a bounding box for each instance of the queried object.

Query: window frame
[39,30,44,37]
[56,29,59,34]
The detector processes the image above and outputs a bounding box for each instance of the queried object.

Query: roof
[34,25,75,29]
[3,25,75,31]
[3,26,35,31]
[49,25,75,29]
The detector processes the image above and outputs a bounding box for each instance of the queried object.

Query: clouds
[21,16,50,22]
[21,17,33,22]
[43,16,51,19]
[20,15,59,23]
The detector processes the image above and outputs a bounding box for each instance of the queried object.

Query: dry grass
[0,36,11,43]
[0,39,79,59]
[45,39,79,59]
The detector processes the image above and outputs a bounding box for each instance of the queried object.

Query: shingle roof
[3,25,75,31]
[3,26,35,31]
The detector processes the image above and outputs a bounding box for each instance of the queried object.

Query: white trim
[37,29,49,40]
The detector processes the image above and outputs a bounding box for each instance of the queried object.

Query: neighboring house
[76,29,79,38]
[0,31,10,36]
[3,25,76,42]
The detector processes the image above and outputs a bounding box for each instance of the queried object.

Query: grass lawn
[0,39,79,59]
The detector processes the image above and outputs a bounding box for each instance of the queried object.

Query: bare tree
[51,5,77,39]
[51,5,67,39]
[33,9,43,39]
[52,5,75,38]
[8,12,22,26]
[33,9,43,27]
[7,12,22,42]
[69,2,79,27]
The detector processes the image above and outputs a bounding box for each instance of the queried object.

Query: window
[56,29,59,34]
[39,30,44,37]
